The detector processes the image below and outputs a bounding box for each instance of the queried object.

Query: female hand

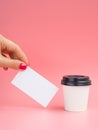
[0,35,28,70]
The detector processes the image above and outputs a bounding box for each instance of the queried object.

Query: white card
[11,67,58,107]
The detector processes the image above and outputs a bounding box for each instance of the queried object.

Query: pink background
[0,0,98,130]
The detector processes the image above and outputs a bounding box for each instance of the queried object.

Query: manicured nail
[19,63,27,70]
[3,67,8,71]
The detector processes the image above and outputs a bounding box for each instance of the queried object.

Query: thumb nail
[19,63,27,70]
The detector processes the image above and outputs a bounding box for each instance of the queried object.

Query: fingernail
[19,63,27,70]
[3,67,8,71]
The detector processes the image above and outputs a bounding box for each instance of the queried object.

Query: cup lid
[61,75,91,86]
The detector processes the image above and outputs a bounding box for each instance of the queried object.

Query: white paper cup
[61,75,91,112]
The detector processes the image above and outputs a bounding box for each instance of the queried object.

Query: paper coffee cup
[61,75,91,112]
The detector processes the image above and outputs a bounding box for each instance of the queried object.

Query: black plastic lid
[61,75,91,86]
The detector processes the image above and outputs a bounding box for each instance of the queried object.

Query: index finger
[0,35,28,65]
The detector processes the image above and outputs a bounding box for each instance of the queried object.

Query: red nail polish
[3,67,8,71]
[19,63,27,70]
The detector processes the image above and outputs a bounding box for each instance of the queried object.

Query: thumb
[0,55,27,70]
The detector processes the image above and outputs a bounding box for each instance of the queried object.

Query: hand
[0,35,28,70]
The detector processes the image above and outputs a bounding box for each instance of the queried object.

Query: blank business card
[11,67,58,107]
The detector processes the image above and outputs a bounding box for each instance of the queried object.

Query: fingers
[0,54,27,70]
[0,35,29,65]
[2,54,8,70]
[11,45,29,65]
